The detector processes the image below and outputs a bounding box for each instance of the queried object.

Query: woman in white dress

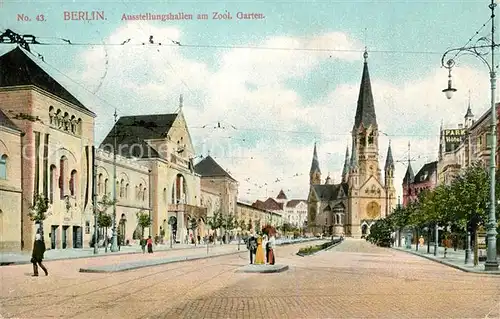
[267,234,276,265]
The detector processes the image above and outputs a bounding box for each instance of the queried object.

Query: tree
[137,210,152,237]
[207,210,224,244]
[28,194,50,241]
[254,219,261,234]
[97,212,112,252]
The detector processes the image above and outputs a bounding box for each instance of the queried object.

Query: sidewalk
[0,237,319,266]
[393,244,500,275]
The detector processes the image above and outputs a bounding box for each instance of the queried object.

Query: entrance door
[62,226,69,249]
[51,225,58,249]
[73,226,82,248]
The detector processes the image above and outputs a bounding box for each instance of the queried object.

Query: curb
[79,250,245,273]
[392,247,500,276]
[79,239,318,273]
[296,239,344,257]
[1,239,318,268]
[237,264,289,274]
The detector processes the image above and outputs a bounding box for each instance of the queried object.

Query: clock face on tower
[366,201,380,219]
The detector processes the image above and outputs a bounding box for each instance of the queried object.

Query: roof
[353,52,377,129]
[252,198,283,211]
[276,189,287,199]
[0,47,93,115]
[0,108,20,132]
[414,161,438,184]
[285,199,307,208]
[99,114,178,158]
[341,146,350,178]
[310,183,349,201]
[403,163,415,184]
[384,143,394,171]
[310,142,321,174]
[194,155,236,182]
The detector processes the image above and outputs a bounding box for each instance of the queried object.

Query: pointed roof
[0,47,93,115]
[353,50,377,129]
[342,146,350,177]
[194,155,237,182]
[384,142,394,171]
[414,161,438,183]
[276,189,287,200]
[99,113,178,158]
[465,105,474,118]
[403,163,415,184]
[310,142,321,174]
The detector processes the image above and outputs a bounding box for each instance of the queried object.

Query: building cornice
[0,85,96,118]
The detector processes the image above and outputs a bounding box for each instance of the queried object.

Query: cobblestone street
[1,239,500,318]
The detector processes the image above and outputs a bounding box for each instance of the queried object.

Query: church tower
[310,142,321,185]
[384,141,396,217]
[351,50,380,186]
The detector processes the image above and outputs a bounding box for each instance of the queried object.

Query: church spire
[310,142,320,174]
[342,145,350,182]
[353,49,377,129]
[384,140,394,171]
[309,142,321,185]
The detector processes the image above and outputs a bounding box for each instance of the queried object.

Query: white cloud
[71,23,491,204]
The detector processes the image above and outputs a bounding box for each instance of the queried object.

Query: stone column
[173,178,177,204]
[179,176,184,203]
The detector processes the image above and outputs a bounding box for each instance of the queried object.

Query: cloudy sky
[0,0,495,202]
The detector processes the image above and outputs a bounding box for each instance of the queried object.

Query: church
[307,51,397,238]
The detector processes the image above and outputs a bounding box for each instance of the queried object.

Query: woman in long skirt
[267,235,276,265]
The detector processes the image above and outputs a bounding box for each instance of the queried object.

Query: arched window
[70,115,76,133]
[143,188,147,201]
[125,184,129,199]
[59,156,67,199]
[63,112,69,131]
[171,174,187,204]
[135,185,139,199]
[104,178,109,196]
[368,131,374,144]
[49,165,56,203]
[69,169,77,196]
[120,179,125,198]
[138,183,142,199]
[97,174,103,194]
[0,154,7,179]
[49,106,55,125]
[163,188,167,203]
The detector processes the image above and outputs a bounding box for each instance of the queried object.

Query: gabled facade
[99,97,206,245]
[307,51,396,238]
[0,47,96,251]
[403,161,438,205]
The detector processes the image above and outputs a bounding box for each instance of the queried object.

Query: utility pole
[110,109,118,252]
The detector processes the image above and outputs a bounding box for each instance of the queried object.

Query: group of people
[247,233,276,265]
[140,236,154,253]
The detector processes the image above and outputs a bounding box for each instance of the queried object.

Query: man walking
[31,233,48,276]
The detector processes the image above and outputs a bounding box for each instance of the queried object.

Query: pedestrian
[248,234,257,264]
[267,233,276,265]
[147,236,153,253]
[263,235,269,264]
[140,237,146,253]
[31,233,48,277]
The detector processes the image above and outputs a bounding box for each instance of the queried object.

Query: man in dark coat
[32,233,48,276]
[247,234,257,264]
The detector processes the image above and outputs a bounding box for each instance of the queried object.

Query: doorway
[73,226,82,248]
[50,225,58,249]
[62,226,69,249]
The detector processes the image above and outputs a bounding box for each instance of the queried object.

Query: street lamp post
[440,0,498,271]
[110,109,119,252]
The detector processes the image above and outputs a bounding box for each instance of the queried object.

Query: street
[1,239,499,318]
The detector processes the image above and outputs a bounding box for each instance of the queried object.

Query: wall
[95,148,151,244]
[0,126,22,251]
[0,87,95,251]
